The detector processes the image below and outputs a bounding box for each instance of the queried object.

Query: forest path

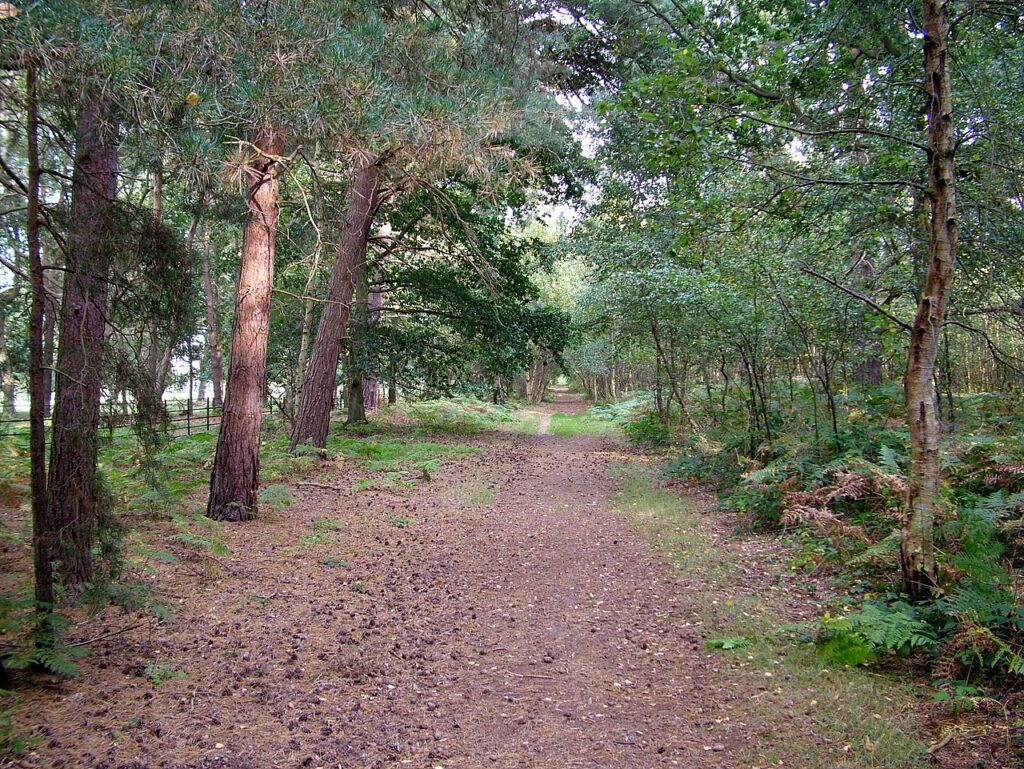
[535,413,552,435]
[14,397,747,769]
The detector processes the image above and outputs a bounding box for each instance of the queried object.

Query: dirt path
[11,396,737,769]
[535,413,552,435]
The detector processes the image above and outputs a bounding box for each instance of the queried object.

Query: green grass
[375,397,514,434]
[508,410,544,434]
[609,462,929,769]
[328,436,478,473]
[289,516,344,552]
[547,410,617,438]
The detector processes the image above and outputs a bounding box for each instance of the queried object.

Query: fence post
[206,397,210,432]
[187,397,192,436]
[108,399,114,438]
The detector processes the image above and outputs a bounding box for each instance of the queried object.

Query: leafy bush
[402,398,510,434]
[721,483,785,528]
[663,437,746,490]
[623,412,671,447]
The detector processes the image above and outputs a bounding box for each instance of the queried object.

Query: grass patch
[508,409,545,434]
[328,436,478,474]
[448,478,497,508]
[547,410,617,438]
[290,516,344,552]
[609,462,929,769]
[374,398,514,434]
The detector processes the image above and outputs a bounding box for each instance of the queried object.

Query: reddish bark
[46,98,119,588]
[290,162,382,451]
[206,129,284,521]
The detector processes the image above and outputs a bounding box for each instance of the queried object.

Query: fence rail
[0,398,283,441]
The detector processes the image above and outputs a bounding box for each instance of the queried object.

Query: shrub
[623,412,671,447]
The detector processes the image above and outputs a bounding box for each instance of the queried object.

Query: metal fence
[0,397,282,442]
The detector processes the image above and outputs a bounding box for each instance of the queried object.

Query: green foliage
[816,627,876,668]
[547,410,616,437]
[622,412,671,447]
[705,635,754,650]
[327,434,477,473]
[144,660,185,687]
[167,512,231,558]
[261,437,319,482]
[401,398,511,435]
[845,602,938,655]
[0,599,85,678]
[720,483,785,529]
[0,688,34,756]
[663,438,746,491]
[294,517,344,551]
[932,680,987,716]
[257,483,294,513]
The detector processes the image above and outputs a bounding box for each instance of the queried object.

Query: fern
[258,483,293,512]
[848,530,901,566]
[879,444,903,474]
[847,602,937,653]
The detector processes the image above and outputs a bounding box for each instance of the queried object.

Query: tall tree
[25,62,52,607]
[290,161,382,450]
[206,128,284,520]
[901,0,957,600]
[45,97,118,587]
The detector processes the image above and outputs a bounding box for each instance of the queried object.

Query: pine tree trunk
[290,162,382,450]
[292,236,324,415]
[26,65,53,608]
[347,255,371,425]
[361,274,383,413]
[0,303,16,415]
[206,128,284,522]
[902,0,957,601]
[46,98,118,588]
[201,222,225,407]
[42,239,57,419]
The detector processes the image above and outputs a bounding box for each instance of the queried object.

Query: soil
[5,392,741,769]
[3,392,1015,768]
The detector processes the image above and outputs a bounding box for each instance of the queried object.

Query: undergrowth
[617,382,1024,705]
[377,397,515,434]
[610,462,929,768]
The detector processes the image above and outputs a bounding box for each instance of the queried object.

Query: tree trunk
[361,273,383,414]
[42,238,57,418]
[200,222,225,407]
[0,302,16,415]
[26,65,53,608]
[45,98,119,588]
[206,128,284,522]
[527,354,551,405]
[292,234,324,417]
[290,162,382,451]
[142,164,171,402]
[850,251,883,387]
[347,256,371,425]
[902,0,957,601]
